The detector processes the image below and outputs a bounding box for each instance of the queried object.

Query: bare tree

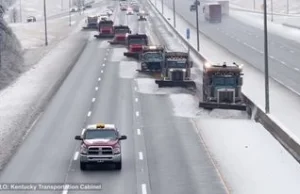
[10,8,18,23]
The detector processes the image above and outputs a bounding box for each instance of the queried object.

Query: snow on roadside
[119,61,138,78]
[169,93,248,119]
[135,78,184,94]
[195,118,300,194]
[111,48,127,62]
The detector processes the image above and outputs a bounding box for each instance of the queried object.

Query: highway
[163,0,300,93]
[0,2,227,194]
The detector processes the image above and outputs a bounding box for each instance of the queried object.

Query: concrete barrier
[145,0,300,163]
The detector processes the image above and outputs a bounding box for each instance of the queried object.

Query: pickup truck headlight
[113,147,121,154]
[80,144,87,154]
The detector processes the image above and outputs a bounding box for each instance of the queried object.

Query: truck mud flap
[94,34,114,39]
[199,102,247,111]
[124,52,140,59]
[155,80,196,88]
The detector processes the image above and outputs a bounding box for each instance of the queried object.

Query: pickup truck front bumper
[80,153,121,164]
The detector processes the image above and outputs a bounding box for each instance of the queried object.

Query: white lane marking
[101,70,104,73]
[73,152,79,160]
[98,77,101,81]
[92,98,96,102]
[104,58,107,60]
[62,185,69,194]
[136,111,139,117]
[134,86,137,91]
[270,55,275,59]
[137,128,141,135]
[280,61,287,66]
[135,98,139,102]
[139,152,144,160]
[87,111,92,117]
[295,68,299,71]
[141,184,147,194]
[95,87,98,91]
[102,64,105,66]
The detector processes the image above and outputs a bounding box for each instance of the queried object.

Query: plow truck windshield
[115,28,128,34]
[213,76,237,86]
[129,38,147,45]
[166,58,187,68]
[143,52,163,61]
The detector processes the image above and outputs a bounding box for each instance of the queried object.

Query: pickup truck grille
[87,146,113,155]
[171,70,184,81]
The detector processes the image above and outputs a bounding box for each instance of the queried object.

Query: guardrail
[146,0,300,163]
[230,6,300,17]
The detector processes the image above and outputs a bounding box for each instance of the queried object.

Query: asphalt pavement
[163,0,300,93]
[0,3,228,194]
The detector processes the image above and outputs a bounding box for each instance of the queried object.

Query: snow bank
[135,78,184,94]
[169,93,248,119]
[230,0,300,14]
[111,48,126,62]
[195,118,300,194]
[119,61,138,78]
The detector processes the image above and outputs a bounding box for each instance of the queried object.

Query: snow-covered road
[145,0,300,193]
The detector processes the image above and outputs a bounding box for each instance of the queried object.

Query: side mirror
[190,61,193,67]
[129,30,132,34]
[75,135,82,140]
[119,135,127,140]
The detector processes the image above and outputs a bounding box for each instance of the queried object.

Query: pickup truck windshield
[84,129,118,140]
[166,59,187,68]
[143,52,163,61]
[129,39,147,45]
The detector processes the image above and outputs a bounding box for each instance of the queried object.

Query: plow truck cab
[204,2,222,23]
[199,62,246,110]
[124,34,148,60]
[83,15,99,30]
[137,45,165,76]
[108,25,131,45]
[94,20,114,38]
[155,52,196,88]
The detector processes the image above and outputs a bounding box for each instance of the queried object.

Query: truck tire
[80,162,87,171]
[115,161,122,170]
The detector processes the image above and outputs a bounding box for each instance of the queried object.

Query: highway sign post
[186,28,190,55]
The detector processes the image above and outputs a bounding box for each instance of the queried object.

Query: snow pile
[230,0,300,14]
[135,78,184,94]
[111,48,126,62]
[119,61,138,78]
[195,118,300,194]
[169,93,248,119]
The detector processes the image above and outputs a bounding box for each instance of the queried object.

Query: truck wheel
[115,162,122,170]
[80,162,87,171]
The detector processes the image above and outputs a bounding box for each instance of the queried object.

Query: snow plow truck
[94,20,114,38]
[199,62,247,110]
[108,25,131,45]
[82,15,99,30]
[155,51,196,88]
[123,34,148,60]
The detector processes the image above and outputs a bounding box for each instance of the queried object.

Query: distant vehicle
[108,25,131,45]
[70,7,78,12]
[203,2,222,23]
[94,20,114,38]
[98,13,109,21]
[124,33,149,59]
[199,62,246,110]
[126,7,134,15]
[120,4,127,11]
[132,4,140,12]
[26,16,36,22]
[155,52,195,88]
[75,123,127,170]
[82,15,99,30]
[105,9,113,16]
[137,45,165,76]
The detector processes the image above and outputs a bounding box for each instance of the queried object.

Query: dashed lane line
[73,152,79,160]
[95,87,98,91]
[92,98,96,102]
[101,70,104,73]
[137,128,141,135]
[135,98,139,102]
[136,111,140,117]
[98,77,101,81]
[141,184,147,194]
[87,111,92,117]
[139,152,144,160]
